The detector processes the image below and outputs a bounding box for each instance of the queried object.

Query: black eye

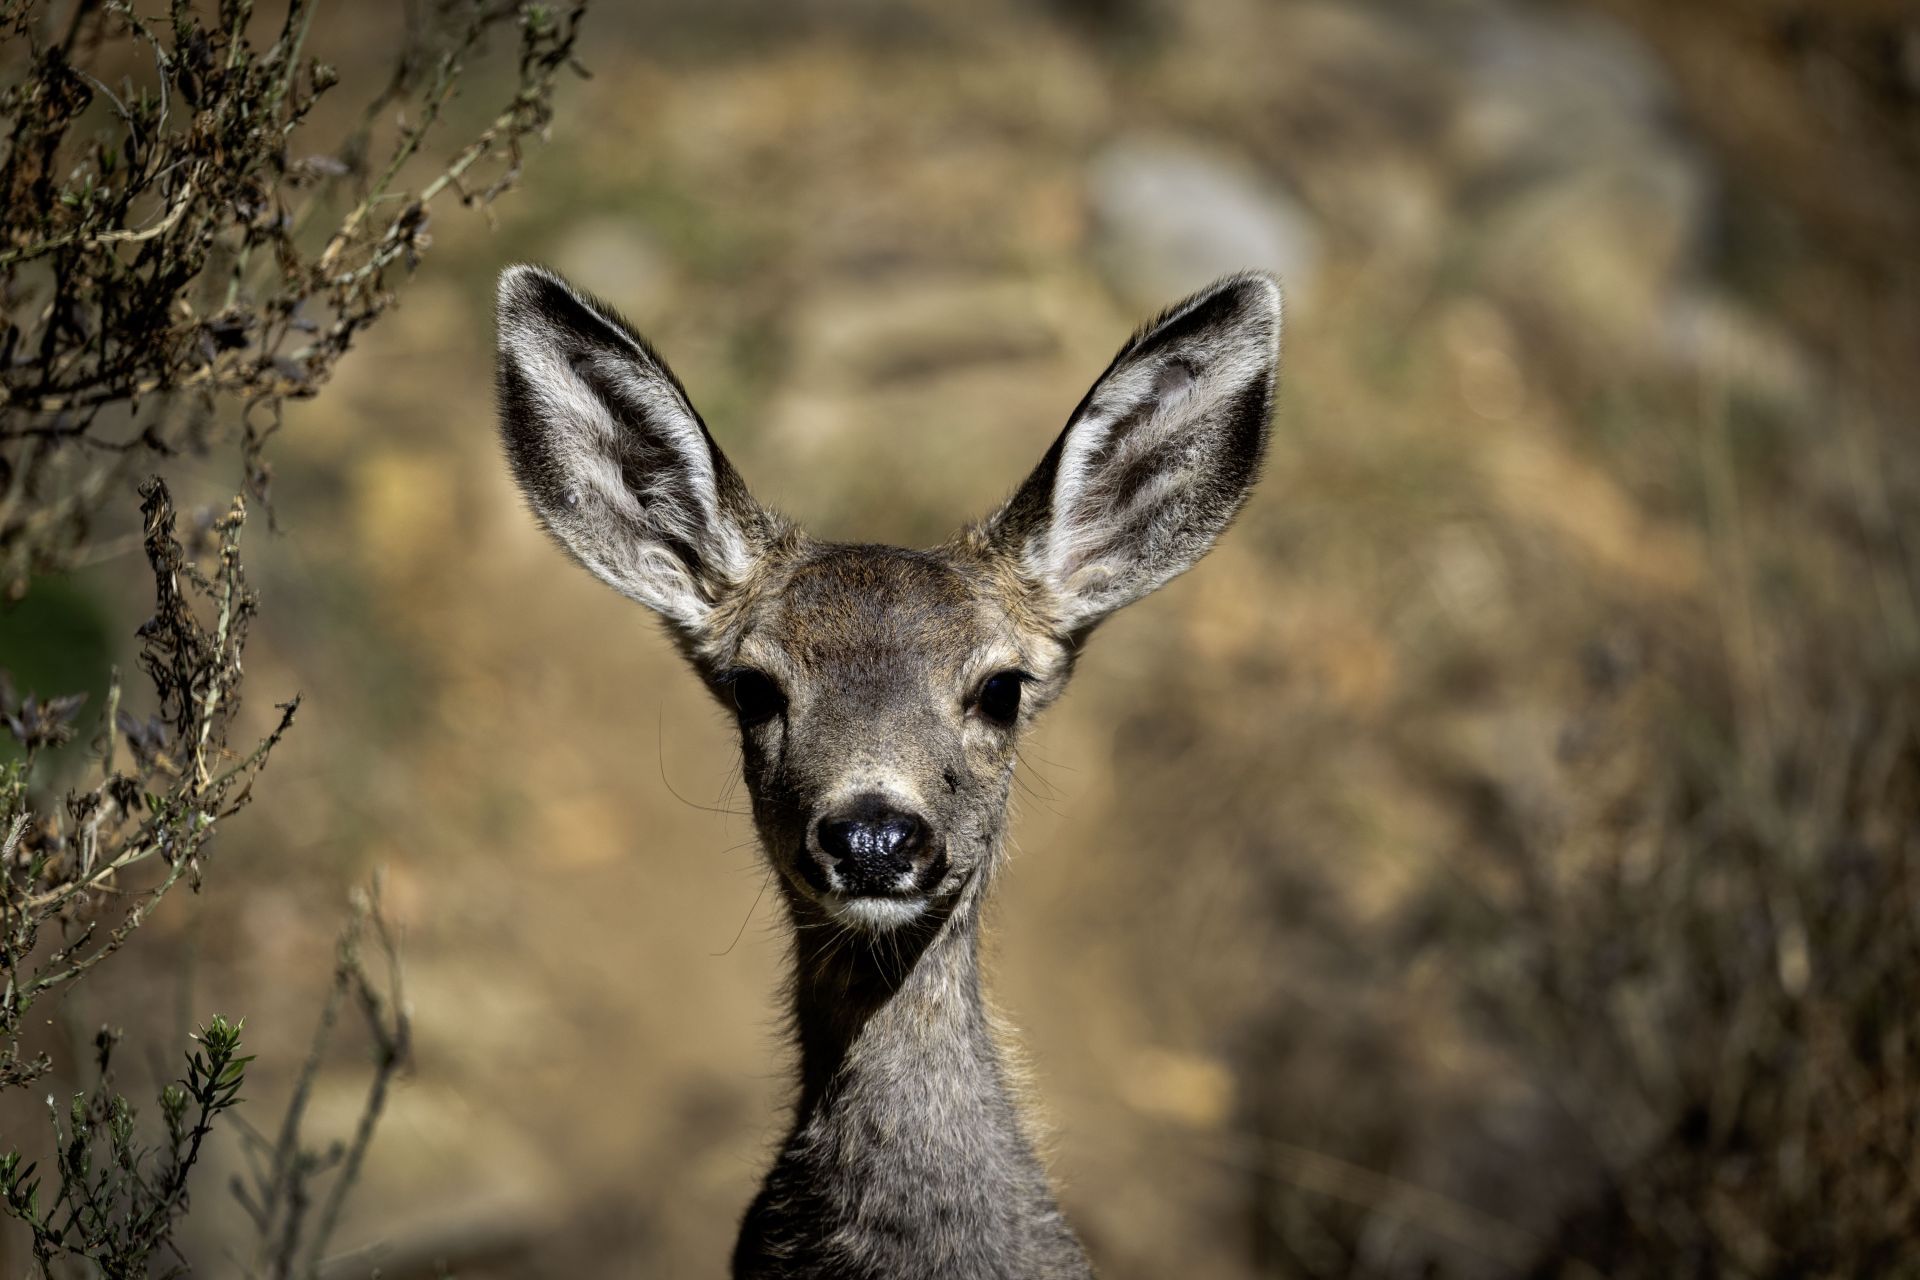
[976,671,1026,726]
[726,670,786,726]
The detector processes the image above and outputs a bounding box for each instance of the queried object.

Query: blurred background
[4,0,1918,1274]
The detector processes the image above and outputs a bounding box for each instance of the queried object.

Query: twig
[0,173,198,268]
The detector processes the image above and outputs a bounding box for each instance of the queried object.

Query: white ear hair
[495,264,766,633]
[990,273,1280,634]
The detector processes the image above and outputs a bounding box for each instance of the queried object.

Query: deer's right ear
[495,264,771,635]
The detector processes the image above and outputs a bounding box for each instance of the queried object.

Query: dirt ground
[5,0,1917,1276]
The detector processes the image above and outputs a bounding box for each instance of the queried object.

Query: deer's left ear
[987,272,1280,636]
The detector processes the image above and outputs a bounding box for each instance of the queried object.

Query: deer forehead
[731,545,1036,690]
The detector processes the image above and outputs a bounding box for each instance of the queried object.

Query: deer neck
[787,890,1007,1118]
[736,881,1093,1276]
[772,886,1070,1204]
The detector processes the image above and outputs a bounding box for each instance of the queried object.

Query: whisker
[712,867,776,957]
[656,710,751,817]
[1013,751,1069,815]
[1018,745,1079,774]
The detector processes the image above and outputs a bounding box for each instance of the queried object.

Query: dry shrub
[0,1,589,1271]
[1233,406,1920,1278]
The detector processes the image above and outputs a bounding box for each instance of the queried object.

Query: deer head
[495,265,1279,935]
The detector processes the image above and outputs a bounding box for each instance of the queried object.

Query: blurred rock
[1453,11,1714,368]
[1454,9,1678,177]
[1087,135,1322,312]
[1660,287,1812,404]
[1484,151,1711,365]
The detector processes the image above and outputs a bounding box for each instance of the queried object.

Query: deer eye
[726,670,786,726]
[975,671,1027,727]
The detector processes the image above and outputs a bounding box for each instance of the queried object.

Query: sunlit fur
[496,265,1280,1278]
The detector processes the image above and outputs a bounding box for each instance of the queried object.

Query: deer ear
[495,264,770,635]
[987,272,1280,636]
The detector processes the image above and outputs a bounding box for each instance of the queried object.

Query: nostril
[815,818,856,862]
[880,815,924,857]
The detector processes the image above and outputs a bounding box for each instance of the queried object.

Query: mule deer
[495,265,1280,1278]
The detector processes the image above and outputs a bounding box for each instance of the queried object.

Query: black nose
[815,797,930,894]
